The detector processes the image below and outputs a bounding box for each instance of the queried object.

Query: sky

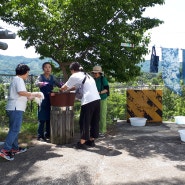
[143,0,185,61]
[0,0,185,59]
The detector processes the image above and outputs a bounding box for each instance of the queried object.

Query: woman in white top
[0,64,41,161]
[61,62,100,149]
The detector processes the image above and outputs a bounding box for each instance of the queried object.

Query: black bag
[75,75,87,100]
[150,46,159,73]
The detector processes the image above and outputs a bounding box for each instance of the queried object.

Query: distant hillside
[0,54,163,75]
[0,55,56,75]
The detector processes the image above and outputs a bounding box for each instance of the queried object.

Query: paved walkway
[0,121,185,185]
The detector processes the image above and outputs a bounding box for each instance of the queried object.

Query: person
[60,62,100,149]
[92,66,109,137]
[35,62,61,141]
[0,64,41,161]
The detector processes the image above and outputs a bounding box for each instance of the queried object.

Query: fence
[0,73,63,106]
[0,74,184,128]
[0,73,38,90]
[0,74,64,127]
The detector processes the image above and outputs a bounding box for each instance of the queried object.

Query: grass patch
[19,122,38,146]
[0,121,38,147]
[0,127,8,141]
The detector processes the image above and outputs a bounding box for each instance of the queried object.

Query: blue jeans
[3,110,23,151]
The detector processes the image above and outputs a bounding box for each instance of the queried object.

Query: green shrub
[0,100,8,126]
[1,79,185,141]
[107,87,126,124]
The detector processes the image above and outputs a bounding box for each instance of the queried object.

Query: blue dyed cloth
[182,49,185,85]
[161,48,181,95]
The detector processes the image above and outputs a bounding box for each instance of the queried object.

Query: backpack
[75,75,87,100]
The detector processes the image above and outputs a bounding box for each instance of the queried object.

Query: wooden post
[50,106,74,145]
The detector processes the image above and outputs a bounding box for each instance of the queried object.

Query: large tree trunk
[60,62,70,82]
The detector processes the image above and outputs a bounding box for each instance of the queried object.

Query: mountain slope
[0,55,53,75]
[0,55,162,75]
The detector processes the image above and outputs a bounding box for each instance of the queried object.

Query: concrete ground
[0,121,185,185]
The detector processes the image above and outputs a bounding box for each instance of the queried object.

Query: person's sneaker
[12,147,27,155]
[99,133,106,138]
[85,140,95,147]
[44,133,50,139]
[0,149,14,161]
[37,136,47,142]
[76,142,87,150]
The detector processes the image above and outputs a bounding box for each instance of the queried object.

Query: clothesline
[148,45,185,50]
[146,46,184,62]
[154,47,183,95]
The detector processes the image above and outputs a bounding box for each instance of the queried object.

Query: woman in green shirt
[92,66,109,137]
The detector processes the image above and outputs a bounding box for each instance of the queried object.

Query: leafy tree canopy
[0,0,164,81]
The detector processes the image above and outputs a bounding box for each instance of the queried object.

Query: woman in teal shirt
[92,66,109,137]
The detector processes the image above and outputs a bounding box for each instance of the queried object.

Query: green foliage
[160,88,176,121]
[24,101,39,122]
[0,84,5,99]
[0,0,164,81]
[164,87,185,120]
[73,101,81,119]
[107,87,126,124]
[20,122,38,136]
[0,100,7,125]
[2,70,185,142]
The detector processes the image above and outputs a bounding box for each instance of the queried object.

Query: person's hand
[35,93,42,98]
[38,82,48,87]
[50,93,55,96]
[28,95,34,100]
[28,93,41,100]
[60,87,65,92]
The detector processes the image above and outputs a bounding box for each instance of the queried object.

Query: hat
[92,66,104,74]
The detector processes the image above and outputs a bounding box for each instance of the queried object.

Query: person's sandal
[85,140,95,147]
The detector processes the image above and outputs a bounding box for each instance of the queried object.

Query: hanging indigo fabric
[150,46,159,73]
[161,48,181,95]
[182,49,185,85]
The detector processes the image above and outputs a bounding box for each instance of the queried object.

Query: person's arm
[99,89,108,94]
[60,75,78,92]
[53,76,62,88]
[18,91,42,99]
[60,84,68,91]
[35,75,45,87]
[99,76,109,94]
[60,84,76,92]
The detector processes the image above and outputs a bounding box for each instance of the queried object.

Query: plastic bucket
[174,116,185,124]
[178,130,185,142]
[129,117,147,127]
